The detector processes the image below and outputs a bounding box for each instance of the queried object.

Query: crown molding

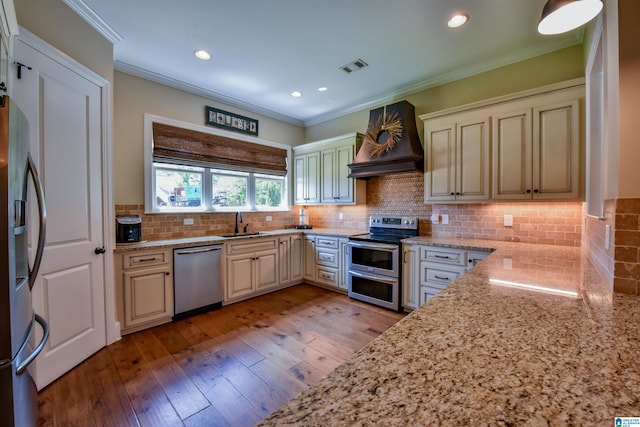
[114,61,305,127]
[62,0,123,44]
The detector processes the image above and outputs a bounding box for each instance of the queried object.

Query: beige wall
[15,0,113,83]
[113,71,305,204]
[306,45,585,142]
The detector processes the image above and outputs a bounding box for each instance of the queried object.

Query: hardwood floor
[36,284,405,427]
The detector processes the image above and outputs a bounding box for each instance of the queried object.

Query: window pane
[155,164,203,208]
[255,175,284,208]
[212,170,248,208]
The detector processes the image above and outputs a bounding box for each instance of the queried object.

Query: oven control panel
[369,216,418,230]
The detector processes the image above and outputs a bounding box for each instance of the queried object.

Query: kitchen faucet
[234,211,243,234]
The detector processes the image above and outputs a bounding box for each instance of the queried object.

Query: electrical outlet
[441,214,449,225]
[338,212,344,220]
[266,216,272,222]
[183,218,194,225]
[504,214,513,227]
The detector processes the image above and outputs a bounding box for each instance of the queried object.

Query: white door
[15,36,107,389]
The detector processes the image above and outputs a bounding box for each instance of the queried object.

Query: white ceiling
[67,0,582,126]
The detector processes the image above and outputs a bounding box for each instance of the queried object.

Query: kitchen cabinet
[492,97,580,200]
[225,237,278,302]
[402,244,420,310]
[420,80,584,203]
[294,152,320,204]
[294,132,365,205]
[302,234,348,292]
[303,235,316,282]
[424,110,490,202]
[278,233,303,285]
[116,248,173,335]
[338,238,349,291]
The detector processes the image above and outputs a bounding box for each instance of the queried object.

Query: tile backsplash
[116,172,583,246]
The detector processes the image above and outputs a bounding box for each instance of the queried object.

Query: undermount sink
[220,232,264,238]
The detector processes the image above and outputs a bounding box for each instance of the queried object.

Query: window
[145,115,290,213]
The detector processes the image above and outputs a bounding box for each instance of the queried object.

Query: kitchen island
[260,239,640,426]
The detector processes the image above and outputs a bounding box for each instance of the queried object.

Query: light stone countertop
[260,239,640,426]
[114,228,364,252]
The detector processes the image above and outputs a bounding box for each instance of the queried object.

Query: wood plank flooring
[36,284,405,427]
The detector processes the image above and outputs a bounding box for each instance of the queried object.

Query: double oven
[348,216,418,311]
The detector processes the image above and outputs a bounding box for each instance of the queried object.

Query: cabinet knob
[94,247,106,255]
[450,192,454,196]
[533,189,539,193]
[165,272,170,276]
[456,192,460,196]
[526,189,531,194]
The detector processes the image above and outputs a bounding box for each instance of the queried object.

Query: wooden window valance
[152,122,287,176]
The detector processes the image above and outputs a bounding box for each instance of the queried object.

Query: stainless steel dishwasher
[173,244,223,320]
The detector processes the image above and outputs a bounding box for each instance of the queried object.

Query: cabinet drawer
[420,262,466,286]
[316,249,339,268]
[420,247,466,266]
[316,267,339,287]
[226,238,277,255]
[315,236,339,249]
[122,250,169,269]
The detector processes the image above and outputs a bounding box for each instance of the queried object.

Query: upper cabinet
[492,96,580,201]
[294,132,365,205]
[421,80,584,204]
[424,110,490,202]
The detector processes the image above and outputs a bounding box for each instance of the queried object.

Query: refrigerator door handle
[16,314,49,375]
[27,153,47,291]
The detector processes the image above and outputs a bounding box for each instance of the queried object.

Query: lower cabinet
[402,243,491,310]
[278,234,303,285]
[225,238,279,302]
[302,234,349,292]
[116,248,174,335]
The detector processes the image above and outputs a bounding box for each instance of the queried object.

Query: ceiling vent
[340,58,368,74]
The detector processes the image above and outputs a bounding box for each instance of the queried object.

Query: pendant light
[537,0,603,35]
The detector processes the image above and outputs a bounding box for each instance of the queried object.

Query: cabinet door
[402,245,419,310]
[306,152,321,203]
[303,236,316,281]
[226,255,254,299]
[320,148,336,203]
[290,235,304,282]
[425,122,456,201]
[294,155,307,204]
[255,250,278,291]
[456,117,490,201]
[533,100,579,200]
[492,109,533,200]
[278,238,290,284]
[339,239,349,290]
[123,266,172,329]
[335,145,354,203]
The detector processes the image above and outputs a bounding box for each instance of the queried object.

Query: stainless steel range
[348,216,418,311]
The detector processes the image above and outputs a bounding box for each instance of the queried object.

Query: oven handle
[348,241,399,251]
[349,270,398,285]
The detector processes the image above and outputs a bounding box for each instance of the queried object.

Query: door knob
[94,247,106,254]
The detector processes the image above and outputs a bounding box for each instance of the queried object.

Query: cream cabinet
[492,97,580,201]
[424,110,490,202]
[116,248,174,335]
[302,234,348,292]
[293,152,320,204]
[421,80,584,204]
[278,234,303,285]
[294,133,364,205]
[401,244,420,311]
[225,237,278,302]
[338,238,349,291]
[303,235,316,282]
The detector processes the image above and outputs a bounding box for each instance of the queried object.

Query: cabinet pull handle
[403,251,407,263]
[94,247,106,254]
[434,254,452,259]
[137,257,157,262]
[434,275,450,280]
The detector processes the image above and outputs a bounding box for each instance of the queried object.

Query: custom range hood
[348,100,424,179]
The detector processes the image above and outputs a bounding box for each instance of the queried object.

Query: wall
[305,45,585,142]
[15,0,113,83]
[113,71,305,205]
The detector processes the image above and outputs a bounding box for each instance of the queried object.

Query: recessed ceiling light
[290,91,302,98]
[318,87,328,92]
[447,13,469,28]
[194,49,211,61]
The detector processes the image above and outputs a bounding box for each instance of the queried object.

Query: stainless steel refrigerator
[0,95,49,426]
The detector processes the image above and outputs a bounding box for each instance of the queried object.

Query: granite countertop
[260,239,640,426]
[114,228,364,252]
